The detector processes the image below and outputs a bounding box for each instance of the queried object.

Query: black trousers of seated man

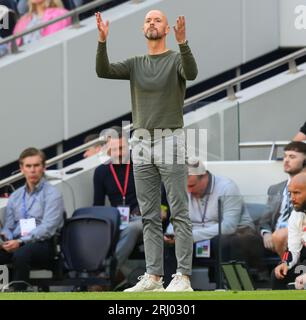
[271,247,306,290]
[164,227,265,287]
[0,239,55,291]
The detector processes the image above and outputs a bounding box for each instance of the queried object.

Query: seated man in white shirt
[272,172,306,290]
[164,157,264,284]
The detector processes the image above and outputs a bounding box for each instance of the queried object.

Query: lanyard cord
[197,173,214,223]
[109,163,130,205]
[21,182,44,219]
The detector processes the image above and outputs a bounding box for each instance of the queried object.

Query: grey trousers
[131,130,193,276]
[115,217,143,270]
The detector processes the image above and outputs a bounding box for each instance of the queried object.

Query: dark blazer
[259,180,287,234]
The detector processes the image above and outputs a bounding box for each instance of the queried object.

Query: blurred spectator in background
[83,133,106,158]
[0,0,19,37]
[17,0,30,15]
[259,142,306,258]
[0,36,8,57]
[17,0,81,15]
[0,1,19,57]
[13,0,71,46]
[17,0,128,20]
[293,121,306,142]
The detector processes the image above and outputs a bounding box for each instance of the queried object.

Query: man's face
[283,150,305,176]
[20,155,45,186]
[187,175,208,199]
[143,10,169,40]
[83,146,101,158]
[107,137,129,164]
[288,181,306,212]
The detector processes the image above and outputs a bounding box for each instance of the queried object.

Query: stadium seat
[30,206,120,291]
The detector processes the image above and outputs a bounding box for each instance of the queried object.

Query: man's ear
[165,24,170,35]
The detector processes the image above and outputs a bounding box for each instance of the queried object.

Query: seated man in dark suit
[93,126,143,284]
[0,147,65,291]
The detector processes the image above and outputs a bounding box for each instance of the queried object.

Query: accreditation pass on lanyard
[110,163,130,230]
[20,189,37,236]
[195,240,210,258]
[20,219,36,237]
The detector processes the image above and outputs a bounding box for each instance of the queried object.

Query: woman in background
[13,0,71,46]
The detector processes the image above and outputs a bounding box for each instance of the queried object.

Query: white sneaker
[165,272,193,292]
[123,273,165,292]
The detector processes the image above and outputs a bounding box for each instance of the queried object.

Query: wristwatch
[179,39,188,45]
[17,239,24,246]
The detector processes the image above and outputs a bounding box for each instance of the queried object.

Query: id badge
[20,218,36,237]
[117,206,130,230]
[195,239,210,258]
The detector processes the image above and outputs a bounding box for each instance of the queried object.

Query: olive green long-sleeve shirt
[96,41,198,130]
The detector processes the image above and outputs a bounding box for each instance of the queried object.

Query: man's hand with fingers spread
[173,16,186,44]
[95,12,109,42]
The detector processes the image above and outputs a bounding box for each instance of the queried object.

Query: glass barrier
[184,99,240,161]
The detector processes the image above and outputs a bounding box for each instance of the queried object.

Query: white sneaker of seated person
[165,272,194,292]
[123,273,165,292]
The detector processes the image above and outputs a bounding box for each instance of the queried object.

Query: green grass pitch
[0,290,305,300]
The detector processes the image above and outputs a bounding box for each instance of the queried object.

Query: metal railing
[0,137,110,189]
[0,0,130,52]
[0,5,306,188]
[184,47,305,106]
[239,141,291,161]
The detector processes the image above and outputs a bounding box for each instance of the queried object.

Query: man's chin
[145,33,162,41]
[28,178,39,184]
[293,204,306,212]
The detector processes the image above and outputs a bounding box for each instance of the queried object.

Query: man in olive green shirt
[95,9,198,292]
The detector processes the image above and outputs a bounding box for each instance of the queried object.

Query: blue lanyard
[199,174,214,223]
[21,184,42,219]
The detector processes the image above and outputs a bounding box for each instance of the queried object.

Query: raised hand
[173,15,186,44]
[95,12,109,42]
